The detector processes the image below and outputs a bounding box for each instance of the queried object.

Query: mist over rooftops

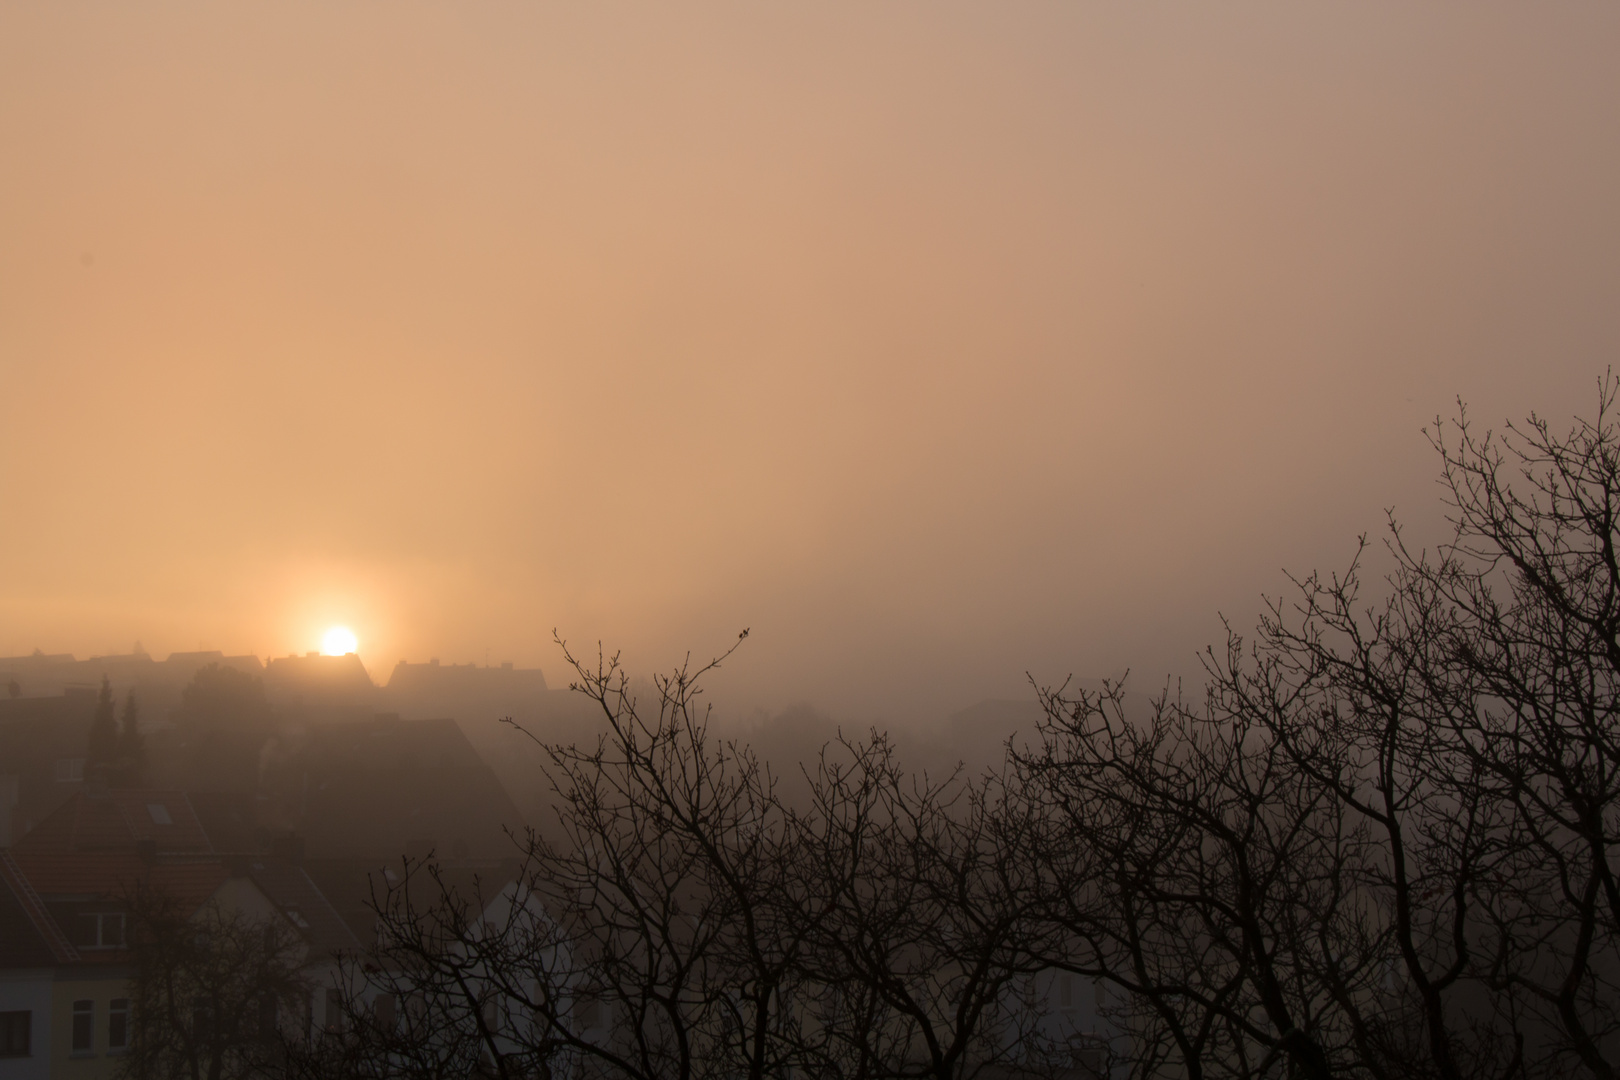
[386,658,547,696]
[262,652,378,719]
[0,649,263,702]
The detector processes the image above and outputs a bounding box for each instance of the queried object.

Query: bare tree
[1021,676,1369,1080]
[277,865,557,1080]
[294,375,1620,1080]
[1018,376,1620,1080]
[118,887,309,1080]
[505,630,817,1080]
[320,632,815,1080]
[1411,380,1620,1075]
[796,735,1059,1080]
[323,631,1061,1080]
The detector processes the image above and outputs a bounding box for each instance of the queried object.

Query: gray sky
[3,2,1617,722]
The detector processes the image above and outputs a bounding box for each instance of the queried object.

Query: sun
[321,626,359,656]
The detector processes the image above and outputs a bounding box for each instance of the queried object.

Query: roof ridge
[0,850,79,963]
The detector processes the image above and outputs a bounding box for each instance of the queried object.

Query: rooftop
[13,790,213,856]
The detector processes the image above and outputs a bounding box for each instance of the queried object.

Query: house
[382,659,548,724]
[0,691,101,848]
[0,787,367,1076]
[0,852,68,1080]
[255,715,527,861]
[0,652,262,727]
[261,653,379,722]
[380,659,597,832]
[0,846,205,1080]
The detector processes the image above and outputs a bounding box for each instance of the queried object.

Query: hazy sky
[4,3,1618,722]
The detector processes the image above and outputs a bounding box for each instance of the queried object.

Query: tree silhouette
[119,692,142,755]
[272,375,1620,1080]
[87,675,119,764]
[179,663,271,726]
[117,886,309,1080]
[1017,375,1620,1080]
[114,691,146,785]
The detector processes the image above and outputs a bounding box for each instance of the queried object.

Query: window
[79,912,126,949]
[146,803,173,825]
[54,758,85,783]
[72,1001,93,1054]
[108,1000,129,1052]
[0,1011,30,1057]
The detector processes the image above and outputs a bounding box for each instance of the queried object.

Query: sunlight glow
[321,626,358,656]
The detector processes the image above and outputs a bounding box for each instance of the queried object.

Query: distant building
[256,715,527,860]
[0,652,262,730]
[384,658,547,702]
[261,653,379,720]
[0,691,101,849]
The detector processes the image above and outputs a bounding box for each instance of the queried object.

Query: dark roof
[0,687,98,725]
[0,692,99,847]
[188,791,268,855]
[302,857,524,948]
[14,791,213,856]
[0,853,72,967]
[245,860,364,956]
[300,859,384,947]
[12,852,229,912]
[260,717,525,860]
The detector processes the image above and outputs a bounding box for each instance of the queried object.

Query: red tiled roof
[11,852,230,914]
[13,791,214,856]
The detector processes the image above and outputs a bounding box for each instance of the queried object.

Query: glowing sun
[321,626,359,656]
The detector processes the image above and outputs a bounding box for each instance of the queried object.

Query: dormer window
[78,912,126,950]
[147,803,173,825]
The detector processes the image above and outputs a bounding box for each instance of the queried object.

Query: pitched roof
[263,717,525,860]
[301,857,525,949]
[13,791,213,856]
[0,852,75,966]
[246,860,365,956]
[187,791,267,855]
[10,852,229,913]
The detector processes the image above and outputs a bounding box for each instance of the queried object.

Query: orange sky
[3,3,1618,721]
